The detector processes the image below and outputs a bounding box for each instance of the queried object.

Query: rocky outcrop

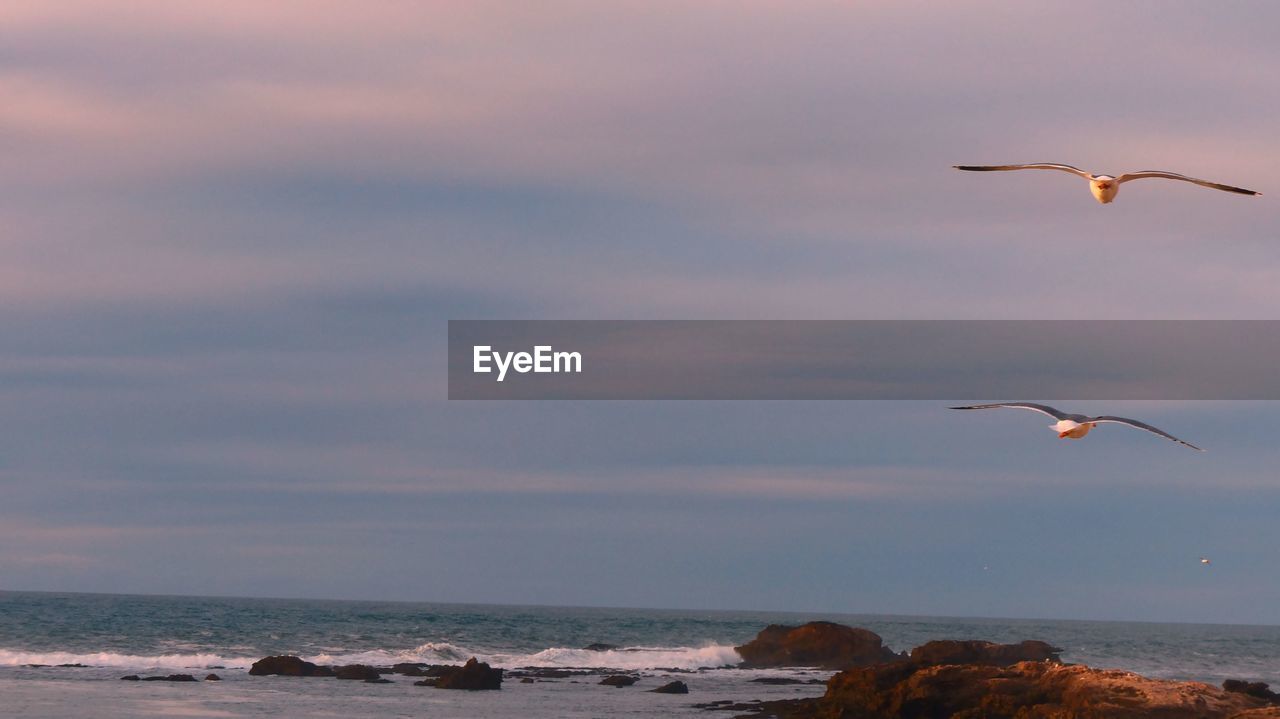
[909,639,1061,666]
[583,643,619,652]
[248,655,334,677]
[736,622,900,669]
[811,660,1272,719]
[1226,680,1280,704]
[600,674,639,687]
[204,673,221,681]
[133,674,198,682]
[431,658,502,690]
[750,676,825,685]
[333,664,382,681]
[652,680,689,694]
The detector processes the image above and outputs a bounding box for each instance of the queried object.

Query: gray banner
[448,320,1280,399]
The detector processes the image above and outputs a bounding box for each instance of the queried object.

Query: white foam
[305,642,471,667]
[494,644,743,670]
[2,643,746,673]
[307,643,742,671]
[0,649,251,670]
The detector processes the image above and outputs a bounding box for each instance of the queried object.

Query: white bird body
[1089,176,1119,204]
[950,402,1203,450]
[954,163,1259,204]
[1052,418,1095,439]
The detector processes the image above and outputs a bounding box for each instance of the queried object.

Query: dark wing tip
[954,165,995,171]
[949,406,977,410]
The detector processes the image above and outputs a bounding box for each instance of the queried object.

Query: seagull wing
[953,163,1093,180]
[949,403,1070,420]
[1115,171,1260,196]
[1088,416,1204,451]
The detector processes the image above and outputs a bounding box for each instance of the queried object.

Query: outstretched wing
[954,163,1093,179]
[949,403,1070,420]
[1089,416,1204,451]
[1116,171,1260,196]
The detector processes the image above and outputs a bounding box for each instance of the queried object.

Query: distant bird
[953,163,1260,204]
[1199,557,1211,565]
[949,402,1203,451]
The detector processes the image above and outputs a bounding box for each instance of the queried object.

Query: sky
[2,1,1280,624]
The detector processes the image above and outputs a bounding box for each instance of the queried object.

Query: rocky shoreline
[103,620,1280,718]
[725,622,1280,719]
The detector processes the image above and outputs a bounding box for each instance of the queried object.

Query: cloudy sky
[3,1,1280,624]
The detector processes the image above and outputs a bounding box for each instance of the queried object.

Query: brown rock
[140,674,198,682]
[432,658,502,690]
[600,675,639,687]
[815,661,1271,719]
[1226,680,1280,704]
[652,680,689,694]
[736,622,900,669]
[909,639,1062,666]
[333,664,382,681]
[248,655,333,677]
[204,673,221,681]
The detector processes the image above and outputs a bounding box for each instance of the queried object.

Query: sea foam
[0,649,252,670]
[1,643,744,672]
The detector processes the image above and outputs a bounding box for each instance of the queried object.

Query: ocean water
[2,591,1278,718]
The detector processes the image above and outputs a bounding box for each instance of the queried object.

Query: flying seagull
[949,402,1203,451]
[953,163,1260,204]
[1199,557,1211,565]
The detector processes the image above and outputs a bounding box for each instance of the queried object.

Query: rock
[57,663,88,668]
[204,674,221,681]
[583,643,619,651]
[651,680,689,694]
[333,664,382,681]
[140,674,198,682]
[413,678,437,686]
[600,675,639,687]
[524,669,574,678]
[814,660,1272,719]
[735,622,900,669]
[692,698,812,715]
[248,655,333,677]
[520,677,535,683]
[1226,680,1280,703]
[365,677,392,684]
[909,638,1061,666]
[432,658,503,690]
[120,675,140,681]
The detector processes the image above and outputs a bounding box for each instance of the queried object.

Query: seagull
[953,163,1261,204]
[1199,557,1211,565]
[948,402,1203,451]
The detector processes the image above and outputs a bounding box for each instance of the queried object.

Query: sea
[2,591,1278,718]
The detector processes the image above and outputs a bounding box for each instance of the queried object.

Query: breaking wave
[0,649,252,670]
[1,643,743,672]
